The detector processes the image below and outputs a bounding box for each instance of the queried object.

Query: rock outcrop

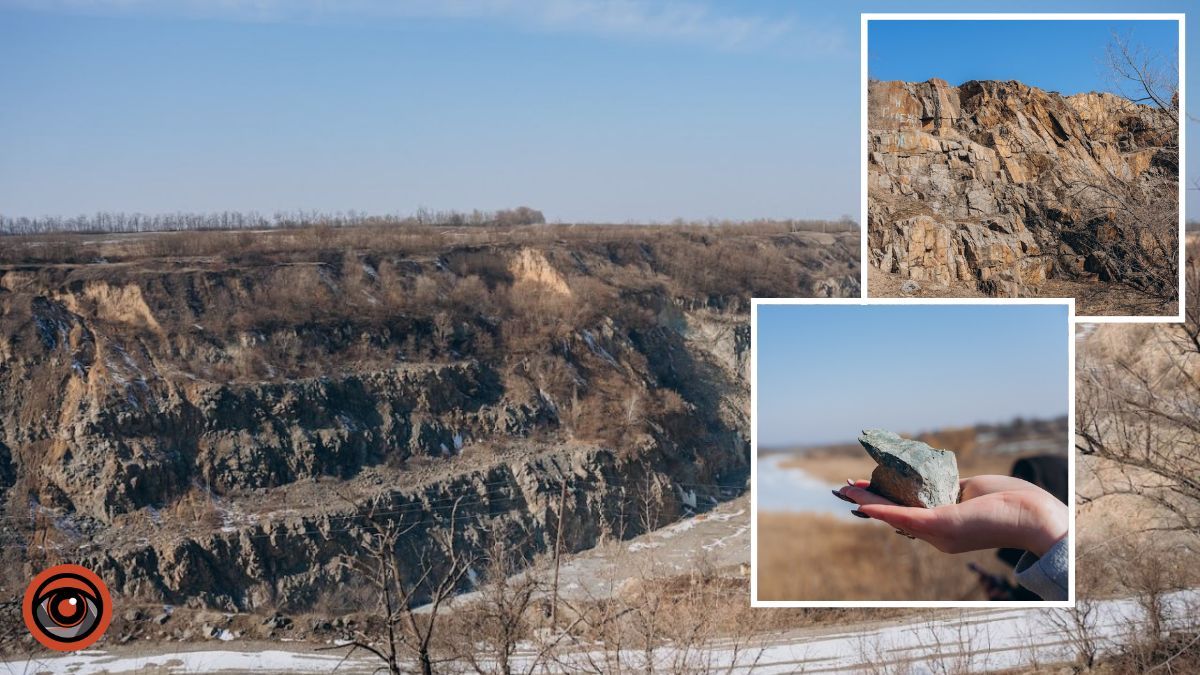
[85,444,708,611]
[868,78,1177,299]
[859,429,959,508]
[0,228,858,610]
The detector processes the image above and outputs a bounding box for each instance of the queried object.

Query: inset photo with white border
[751,298,1075,607]
[861,13,1184,322]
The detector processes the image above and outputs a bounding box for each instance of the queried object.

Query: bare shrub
[449,275,491,313]
[410,276,444,310]
[916,610,989,675]
[1044,558,1103,669]
[1076,336,1200,534]
[1096,541,1190,668]
[166,482,224,532]
[544,548,765,674]
[441,535,547,675]
[320,494,480,675]
[498,286,581,355]
[1063,35,1179,307]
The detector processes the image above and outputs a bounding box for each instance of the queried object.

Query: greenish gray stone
[858,429,959,508]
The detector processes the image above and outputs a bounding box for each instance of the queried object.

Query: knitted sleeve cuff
[1014,535,1070,601]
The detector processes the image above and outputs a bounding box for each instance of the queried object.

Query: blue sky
[870,19,1179,96]
[755,304,1070,448]
[0,1,1194,221]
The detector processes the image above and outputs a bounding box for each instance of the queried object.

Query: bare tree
[1057,34,1179,307]
[1106,32,1179,126]
[0,205,551,235]
[450,533,546,675]
[1076,297,1200,537]
[537,544,765,675]
[321,494,480,675]
[1072,246,1200,671]
[1045,599,1101,669]
[1074,191,1196,534]
[914,610,987,675]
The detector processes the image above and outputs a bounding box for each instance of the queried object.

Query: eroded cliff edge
[0,226,858,610]
[868,78,1177,309]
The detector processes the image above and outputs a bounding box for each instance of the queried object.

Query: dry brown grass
[870,259,1178,316]
[0,220,855,266]
[756,512,996,602]
[781,450,1030,485]
[779,453,875,484]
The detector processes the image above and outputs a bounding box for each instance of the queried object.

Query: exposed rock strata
[868,78,1177,298]
[0,231,857,609]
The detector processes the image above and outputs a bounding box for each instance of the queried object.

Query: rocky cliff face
[868,79,1177,301]
[0,227,857,610]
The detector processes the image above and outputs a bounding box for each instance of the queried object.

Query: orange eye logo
[22,565,112,651]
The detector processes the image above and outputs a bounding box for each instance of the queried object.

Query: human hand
[832,475,1067,557]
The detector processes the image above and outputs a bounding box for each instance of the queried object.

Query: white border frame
[749,297,1076,608]
[860,13,1185,324]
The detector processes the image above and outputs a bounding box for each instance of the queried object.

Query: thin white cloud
[1,0,840,52]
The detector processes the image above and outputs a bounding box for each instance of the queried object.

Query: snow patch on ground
[0,649,365,674]
[9,590,1195,673]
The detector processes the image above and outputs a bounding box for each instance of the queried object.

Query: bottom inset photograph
[752,300,1074,606]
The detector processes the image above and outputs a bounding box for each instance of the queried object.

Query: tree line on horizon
[0,207,861,236]
[0,206,550,235]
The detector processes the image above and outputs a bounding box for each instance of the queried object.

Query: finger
[830,485,859,502]
[958,477,978,501]
[856,503,941,535]
[959,475,998,500]
[847,479,871,488]
[837,485,897,507]
[960,475,1041,500]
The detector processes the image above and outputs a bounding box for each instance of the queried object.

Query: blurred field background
[757,417,1069,601]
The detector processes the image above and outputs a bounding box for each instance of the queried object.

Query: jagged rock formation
[868,78,1177,303]
[859,429,959,509]
[0,226,858,610]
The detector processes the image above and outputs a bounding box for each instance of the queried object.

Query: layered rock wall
[868,78,1176,296]
[0,231,856,609]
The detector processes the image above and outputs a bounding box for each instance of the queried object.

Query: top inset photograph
[864,15,1183,320]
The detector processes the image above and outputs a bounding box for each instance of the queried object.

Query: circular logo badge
[22,564,112,651]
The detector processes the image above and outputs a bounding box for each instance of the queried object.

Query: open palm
[835,475,1067,556]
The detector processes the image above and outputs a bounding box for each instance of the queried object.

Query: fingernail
[846,479,855,486]
[831,489,856,504]
[850,509,869,519]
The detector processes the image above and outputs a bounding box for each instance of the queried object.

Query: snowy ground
[755,454,855,516]
[410,494,753,616]
[6,493,1194,674]
[5,589,1196,674]
[0,648,360,674]
[553,495,752,600]
[658,590,1198,673]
